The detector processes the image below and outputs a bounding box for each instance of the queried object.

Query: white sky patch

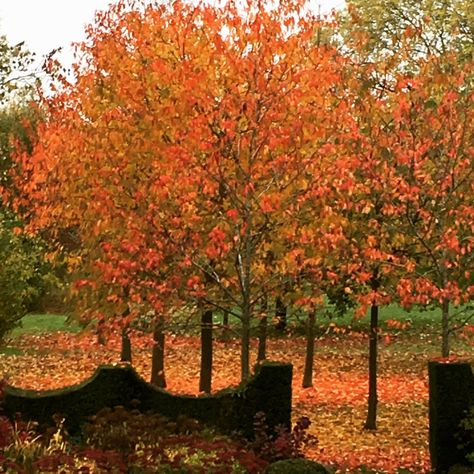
[0,0,345,69]
[0,0,116,70]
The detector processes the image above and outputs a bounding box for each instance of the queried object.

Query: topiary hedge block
[3,361,292,439]
[429,361,474,473]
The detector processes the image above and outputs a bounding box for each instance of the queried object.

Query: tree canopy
[7,0,474,371]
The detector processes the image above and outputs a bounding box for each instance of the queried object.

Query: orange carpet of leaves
[1,330,472,473]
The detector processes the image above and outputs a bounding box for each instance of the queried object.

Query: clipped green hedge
[429,361,474,473]
[3,361,292,439]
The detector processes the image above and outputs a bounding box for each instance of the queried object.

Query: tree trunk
[241,306,251,382]
[240,182,253,383]
[221,311,230,341]
[150,315,166,388]
[97,318,106,345]
[120,327,132,363]
[120,306,132,363]
[441,298,450,358]
[257,299,268,363]
[199,309,213,393]
[364,302,379,430]
[275,296,287,331]
[302,311,316,388]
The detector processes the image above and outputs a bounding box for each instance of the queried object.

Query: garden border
[2,361,292,439]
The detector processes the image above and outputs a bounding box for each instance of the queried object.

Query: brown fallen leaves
[0,330,472,473]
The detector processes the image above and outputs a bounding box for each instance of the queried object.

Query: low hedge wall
[3,361,292,439]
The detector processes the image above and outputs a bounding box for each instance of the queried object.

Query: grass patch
[0,346,23,356]
[10,313,81,337]
[318,303,441,330]
[176,303,448,339]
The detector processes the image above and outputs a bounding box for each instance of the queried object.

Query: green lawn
[7,304,463,335]
[10,313,81,337]
[330,303,442,330]
[173,302,468,340]
[7,304,470,344]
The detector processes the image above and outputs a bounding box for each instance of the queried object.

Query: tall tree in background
[387,54,474,357]
[0,33,60,339]
[329,67,408,430]
[340,0,473,67]
[0,34,36,106]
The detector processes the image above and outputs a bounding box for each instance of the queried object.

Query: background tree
[339,0,473,67]
[386,53,474,357]
[0,32,60,340]
[0,210,56,341]
[0,34,36,106]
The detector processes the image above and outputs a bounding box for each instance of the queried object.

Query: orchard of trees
[0,0,473,440]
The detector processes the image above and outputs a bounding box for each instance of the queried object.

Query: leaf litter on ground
[0,328,473,473]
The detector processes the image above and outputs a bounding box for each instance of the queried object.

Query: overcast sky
[1,0,346,69]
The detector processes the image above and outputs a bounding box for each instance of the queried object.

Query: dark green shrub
[447,465,474,474]
[265,458,331,474]
[0,400,268,473]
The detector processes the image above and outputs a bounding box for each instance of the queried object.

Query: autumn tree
[326,29,473,431]
[9,2,195,385]
[318,3,473,426]
[386,54,474,357]
[275,96,355,389]
[163,1,352,382]
[321,95,401,430]
[303,33,419,427]
[11,0,357,386]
